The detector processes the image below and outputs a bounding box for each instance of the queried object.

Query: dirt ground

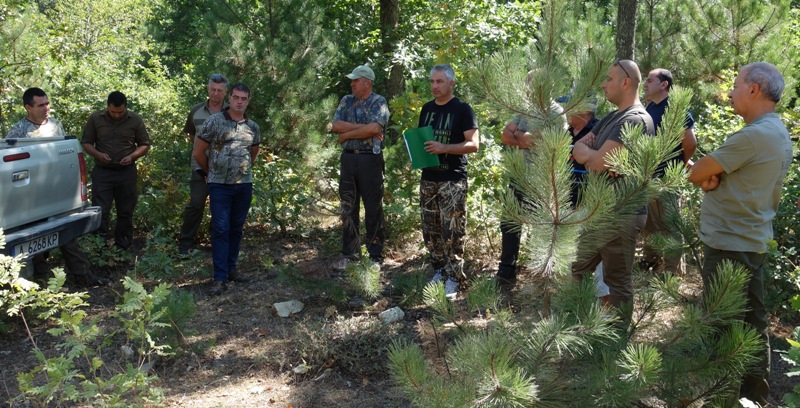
[0,225,798,407]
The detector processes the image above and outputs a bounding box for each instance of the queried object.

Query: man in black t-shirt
[417,64,480,299]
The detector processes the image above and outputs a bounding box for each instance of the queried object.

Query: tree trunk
[380,0,402,142]
[615,0,639,59]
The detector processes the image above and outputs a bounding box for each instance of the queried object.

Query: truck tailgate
[0,139,83,230]
[2,206,101,259]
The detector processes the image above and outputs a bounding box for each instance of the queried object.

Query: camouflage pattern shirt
[333,92,390,151]
[6,117,66,138]
[197,110,260,184]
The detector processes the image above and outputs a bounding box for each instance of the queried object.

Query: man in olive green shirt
[689,62,792,404]
[82,91,150,250]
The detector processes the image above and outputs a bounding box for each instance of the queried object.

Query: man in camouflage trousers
[417,64,480,298]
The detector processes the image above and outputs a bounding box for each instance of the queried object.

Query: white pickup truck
[0,136,101,260]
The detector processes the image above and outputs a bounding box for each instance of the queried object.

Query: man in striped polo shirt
[179,74,228,255]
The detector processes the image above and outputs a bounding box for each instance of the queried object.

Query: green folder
[402,126,440,169]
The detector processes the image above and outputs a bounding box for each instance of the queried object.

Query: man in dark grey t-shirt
[571,59,654,312]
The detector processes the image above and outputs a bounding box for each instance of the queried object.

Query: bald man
[571,59,654,313]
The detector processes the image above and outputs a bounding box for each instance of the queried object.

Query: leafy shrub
[1,230,173,407]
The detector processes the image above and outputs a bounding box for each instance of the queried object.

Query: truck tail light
[78,152,88,202]
[3,152,31,162]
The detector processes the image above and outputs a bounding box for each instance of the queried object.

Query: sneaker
[430,268,445,284]
[444,277,458,299]
[332,256,352,271]
[207,280,227,296]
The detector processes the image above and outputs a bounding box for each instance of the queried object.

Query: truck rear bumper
[2,206,102,259]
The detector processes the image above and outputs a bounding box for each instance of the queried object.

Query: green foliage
[78,234,133,269]
[391,261,766,406]
[783,326,800,405]
[250,154,323,237]
[346,255,382,299]
[275,263,349,303]
[1,230,169,406]
[769,161,800,313]
[465,276,502,316]
[133,226,179,280]
[295,314,404,377]
[636,0,798,105]
[392,268,429,307]
[422,281,457,323]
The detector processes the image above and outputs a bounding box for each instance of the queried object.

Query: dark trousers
[32,239,92,281]
[339,152,385,259]
[498,184,525,279]
[179,172,209,249]
[91,165,138,249]
[642,193,683,273]
[701,244,770,400]
[572,214,647,308]
[209,183,252,282]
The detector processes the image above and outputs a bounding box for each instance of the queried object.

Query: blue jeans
[208,183,252,282]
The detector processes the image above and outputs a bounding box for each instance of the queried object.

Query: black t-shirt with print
[417,97,479,182]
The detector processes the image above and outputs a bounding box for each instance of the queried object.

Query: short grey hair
[742,62,784,103]
[208,73,229,87]
[431,64,455,82]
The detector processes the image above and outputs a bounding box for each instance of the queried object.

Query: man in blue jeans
[193,83,260,296]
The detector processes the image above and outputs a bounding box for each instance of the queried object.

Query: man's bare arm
[500,123,519,147]
[193,139,211,173]
[571,132,597,164]
[424,128,479,155]
[681,128,698,162]
[687,155,724,188]
[583,140,624,174]
[331,121,383,144]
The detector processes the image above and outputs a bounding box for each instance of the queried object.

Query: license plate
[13,232,59,257]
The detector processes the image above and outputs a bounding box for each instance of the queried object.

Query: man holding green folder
[417,64,480,298]
[330,65,391,269]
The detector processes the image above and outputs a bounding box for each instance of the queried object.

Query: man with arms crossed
[330,65,390,269]
[641,68,698,274]
[688,62,792,404]
[571,60,654,313]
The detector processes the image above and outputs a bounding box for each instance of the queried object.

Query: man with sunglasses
[571,59,654,317]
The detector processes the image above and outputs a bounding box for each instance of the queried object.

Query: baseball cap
[345,65,375,81]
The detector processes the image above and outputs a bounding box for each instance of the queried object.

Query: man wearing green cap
[330,64,390,270]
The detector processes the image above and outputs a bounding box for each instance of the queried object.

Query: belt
[97,164,134,171]
[343,149,380,155]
